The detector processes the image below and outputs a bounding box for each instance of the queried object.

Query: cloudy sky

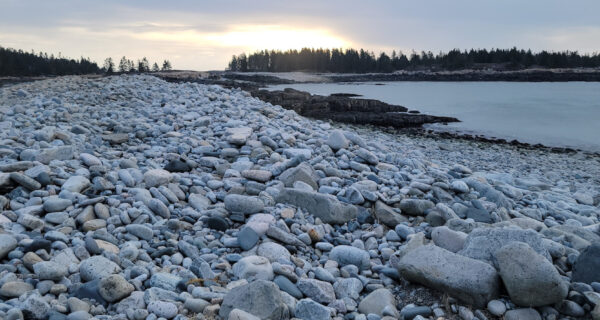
[1,0,599,70]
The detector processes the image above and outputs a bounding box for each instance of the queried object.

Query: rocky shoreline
[0,75,599,320]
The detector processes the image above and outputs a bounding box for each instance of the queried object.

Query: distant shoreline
[222,68,600,83]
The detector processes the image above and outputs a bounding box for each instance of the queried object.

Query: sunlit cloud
[205,25,350,51]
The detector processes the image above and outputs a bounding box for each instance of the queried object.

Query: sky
[1,0,600,71]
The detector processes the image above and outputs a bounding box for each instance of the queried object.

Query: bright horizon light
[206,25,351,52]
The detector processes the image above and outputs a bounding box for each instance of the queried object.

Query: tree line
[103,57,172,74]
[0,46,99,76]
[228,48,600,73]
[0,46,173,77]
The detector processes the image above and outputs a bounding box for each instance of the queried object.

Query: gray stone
[226,127,252,145]
[330,245,370,270]
[333,278,363,299]
[358,288,398,317]
[9,172,41,190]
[79,256,120,282]
[148,198,170,218]
[43,197,72,212]
[0,281,34,298]
[33,261,68,280]
[36,146,74,164]
[98,274,134,302]
[147,300,178,319]
[486,300,506,316]
[504,308,541,320]
[326,130,349,151]
[394,244,500,308]
[274,275,303,299]
[458,227,551,265]
[431,226,467,253]
[20,292,51,319]
[219,280,289,320]
[572,242,600,284]
[257,242,290,262]
[278,163,319,190]
[494,242,568,306]
[232,255,274,281]
[188,193,211,210]
[149,273,182,291]
[276,188,357,224]
[80,153,102,166]
[229,309,261,320]
[399,198,434,216]
[295,298,331,320]
[297,278,336,304]
[374,201,406,227]
[225,194,264,214]
[143,169,171,187]
[125,224,153,241]
[237,226,259,251]
[62,176,90,193]
[184,298,209,313]
[0,234,17,259]
[242,169,272,182]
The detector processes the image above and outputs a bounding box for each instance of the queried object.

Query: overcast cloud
[1,0,599,70]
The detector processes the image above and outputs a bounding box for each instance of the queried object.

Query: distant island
[228,47,600,73]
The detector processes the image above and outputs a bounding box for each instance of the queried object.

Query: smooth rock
[494,242,568,306]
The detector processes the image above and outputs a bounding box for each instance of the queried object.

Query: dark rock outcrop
[251,88,458,128]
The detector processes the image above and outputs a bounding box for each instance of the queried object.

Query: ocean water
[268,81,600,152]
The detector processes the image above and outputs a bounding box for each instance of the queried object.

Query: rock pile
[0,75,598,320]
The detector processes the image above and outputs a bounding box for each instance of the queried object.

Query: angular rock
[98,274,134,302]
[297,278,335,304]
[278,163,319,190]
[276,188,357,224]
[374,201,407,227]
[395,244,501,308]
[357,288,398,317]
[79,256,120,282]
[572,242,600,284]
[295,298,331,320]
[219,280,289,320]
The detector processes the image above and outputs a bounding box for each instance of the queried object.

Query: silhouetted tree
[103,57,115,74]
[227,48,600,73]
[118,56,129,73]
[0,46,100,76]
[161,60,172,71]
[137,57,150,72]
[152,62,160,72]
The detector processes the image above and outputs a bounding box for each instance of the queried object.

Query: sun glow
[207,25,350,51]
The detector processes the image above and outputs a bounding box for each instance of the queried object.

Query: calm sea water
[268,81,600,152]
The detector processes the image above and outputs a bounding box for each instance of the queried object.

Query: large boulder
[494,242,568,306]
[219,280,289,320]
[276,188,357,224]
[458,228,550,265]
[572,242,600,284]
[394,244,500,308]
